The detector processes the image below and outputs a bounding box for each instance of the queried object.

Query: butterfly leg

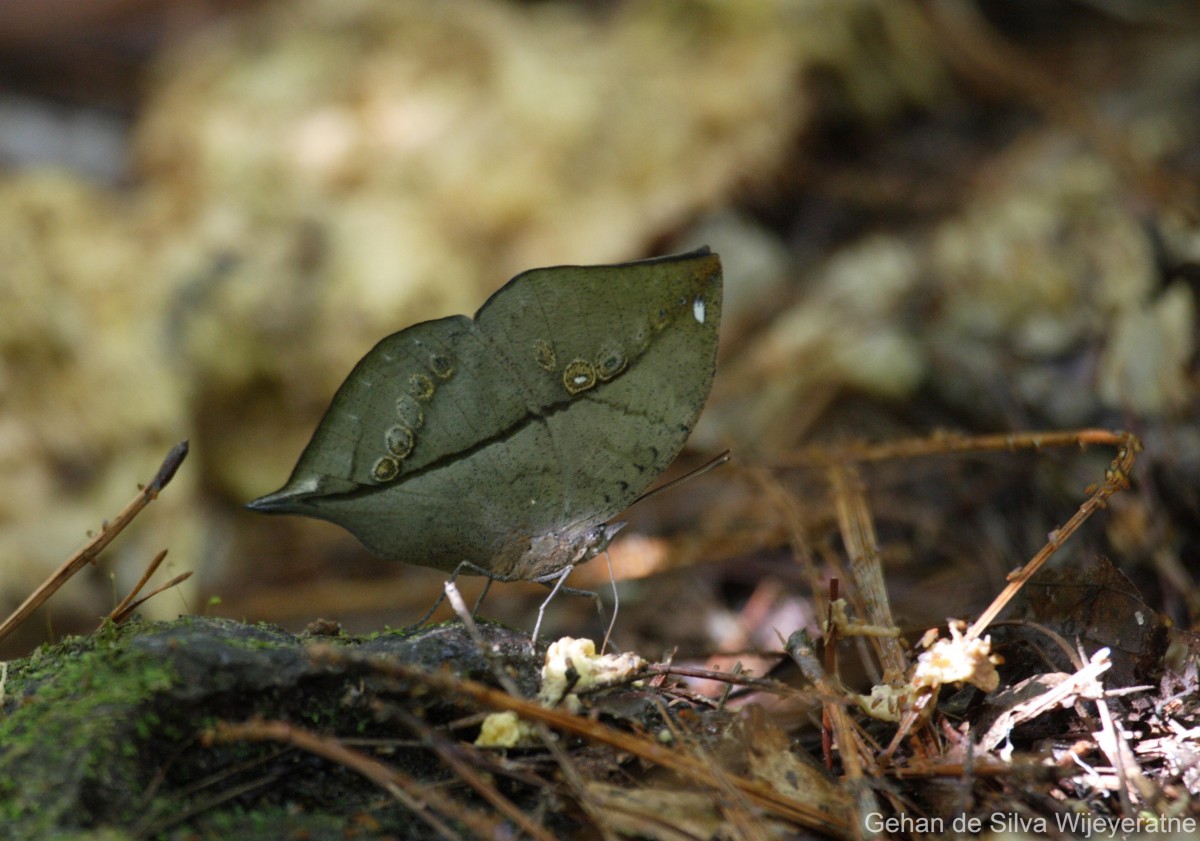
[532,563,575,644]
[471,577,494,616]
[531,566,616,649]
[411,589,447,627]
[600,549,618,654]
[410,561,501,627]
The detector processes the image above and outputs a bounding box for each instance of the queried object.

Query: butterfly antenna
[634,449,731,505]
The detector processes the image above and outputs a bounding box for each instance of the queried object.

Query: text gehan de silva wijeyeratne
[864,810,1196,838]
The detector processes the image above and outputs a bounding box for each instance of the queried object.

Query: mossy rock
[0,616,541,839]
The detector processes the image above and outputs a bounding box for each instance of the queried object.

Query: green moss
[0,620,182,836]
[0,615,537,838]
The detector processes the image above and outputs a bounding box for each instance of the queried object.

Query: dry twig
[0,440,189,644]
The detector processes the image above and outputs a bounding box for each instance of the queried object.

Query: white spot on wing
[692,296,706,324]
[291,476,322,494]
